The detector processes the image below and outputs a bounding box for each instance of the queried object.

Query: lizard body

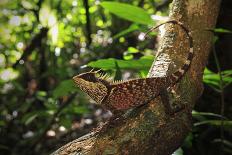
[73,20,193,114]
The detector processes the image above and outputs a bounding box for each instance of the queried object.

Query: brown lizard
[73,20,193,115]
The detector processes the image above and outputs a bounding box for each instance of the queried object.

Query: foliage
[100,2,154,25]
[0,0,231,155]
[87,55,154,70]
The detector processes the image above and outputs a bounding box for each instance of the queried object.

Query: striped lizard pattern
[73,20,193,114]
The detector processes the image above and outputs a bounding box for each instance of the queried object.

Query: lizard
[73,20,193,115]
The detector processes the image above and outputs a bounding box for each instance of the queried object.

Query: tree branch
[51,0,221,154]
[12,27,48,68]
[83,0,92,47]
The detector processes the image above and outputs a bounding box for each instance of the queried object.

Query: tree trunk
[51,0,221,154]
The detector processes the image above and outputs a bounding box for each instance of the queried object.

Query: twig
[83,0,92,47]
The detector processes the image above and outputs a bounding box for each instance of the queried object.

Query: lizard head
[73,70,111,104]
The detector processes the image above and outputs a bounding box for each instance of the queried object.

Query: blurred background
[0,0,231,155]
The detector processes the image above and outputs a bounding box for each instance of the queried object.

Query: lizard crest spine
[73,20,193,113]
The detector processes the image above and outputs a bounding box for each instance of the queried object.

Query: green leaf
[39,4,57,27]
[0,120,5,126]
[192,110,225,119]
[53,80,77,98]
[214,28,232,34]
[123,53,134,60]
[127,47,139,53]
[194,120,232,127]
[100,2,153,25]
[21,112,38,125]
[223,70,232,76]
[183,133,193,148]
[44,98,57,110]
[21,0,34,10]
[212,139,232,148]
[72,106,89,114]
[36,91,47,101]
[63,105,89,115]
[21,110,53,125]
[194,120,232,133]
[113,24,140,39]
[87,56,154,70]
[139,70,149,78]
[0,68,19,83]
[59,116,72,128]
[114,61,122,80]
[203,68,232,90]
[173,148,183,155]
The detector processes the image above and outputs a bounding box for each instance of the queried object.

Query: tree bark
[51,0,221,154]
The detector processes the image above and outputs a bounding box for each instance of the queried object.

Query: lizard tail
[145,20,193,86]
[166,20,193,85]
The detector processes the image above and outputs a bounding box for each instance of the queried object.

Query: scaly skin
[73,20,193,114]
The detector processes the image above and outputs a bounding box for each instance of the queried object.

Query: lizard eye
[80,73,97,82]
[86,75,95,81]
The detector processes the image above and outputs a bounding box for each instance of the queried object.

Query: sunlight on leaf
[39,4,59,45]
[49,23,59,45]
[88,56,154,70]
[0,54,6,67]
[0,68,18,82]
[123,53,134,60]
[172,148,183,155]
[21,0,34,10]
[100,2,153,25]
[127,47,139,53]
[9,16,21,26]
[39,4,57,27]
[192,110,225,119]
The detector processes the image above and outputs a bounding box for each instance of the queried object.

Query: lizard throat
[73,77,108,104]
